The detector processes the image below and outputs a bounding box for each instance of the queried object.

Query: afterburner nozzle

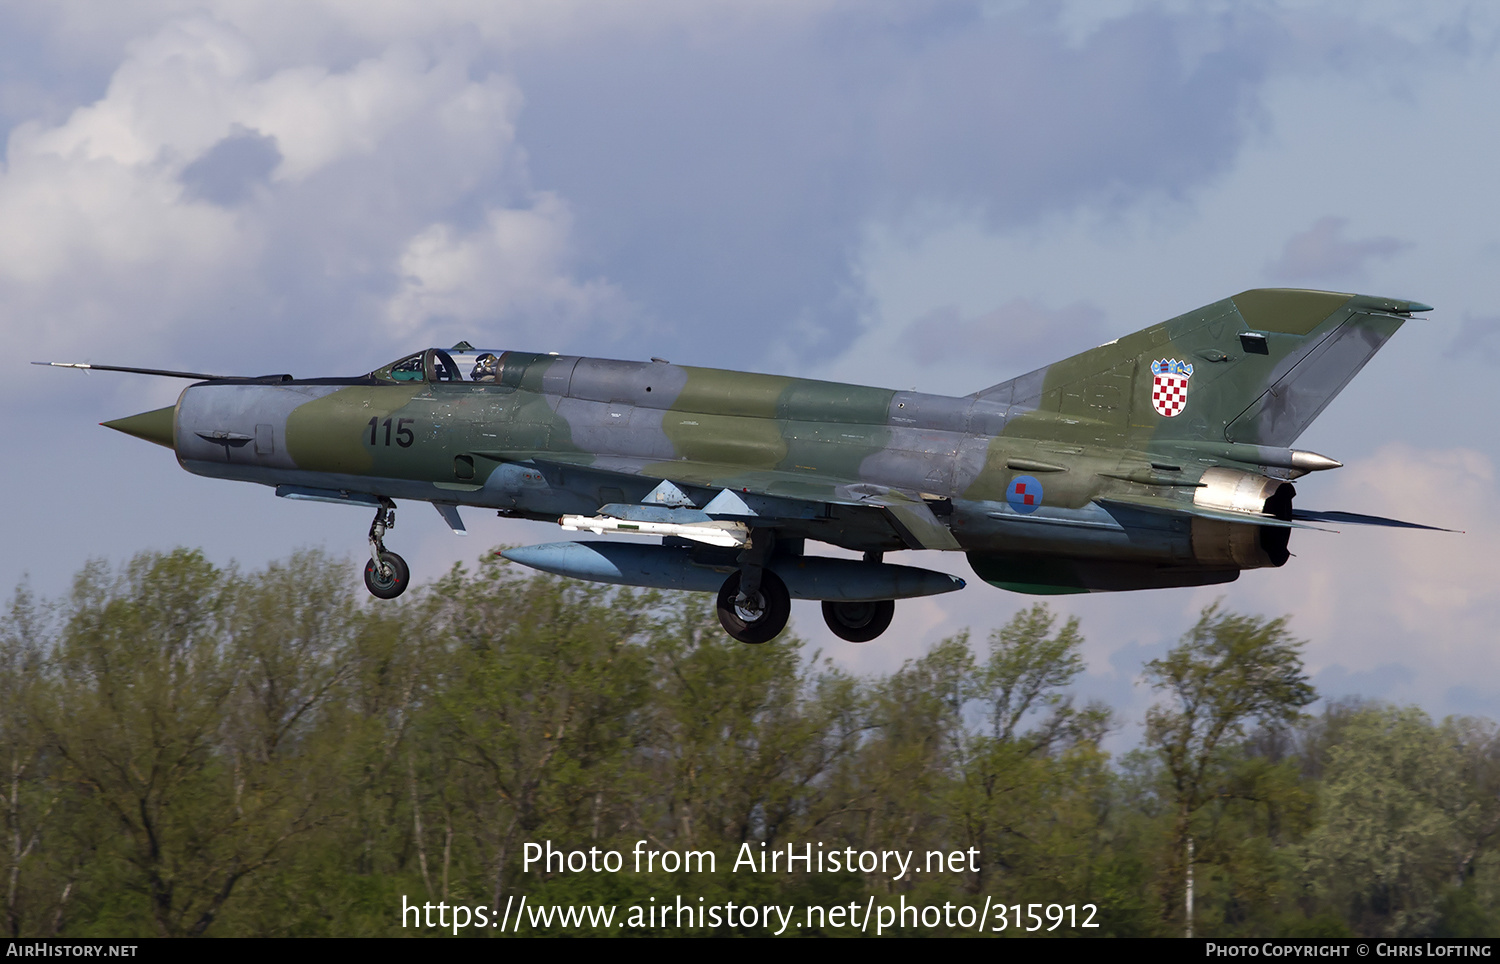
[102,406,176,449]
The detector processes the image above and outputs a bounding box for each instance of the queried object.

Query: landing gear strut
[363,500,409,600]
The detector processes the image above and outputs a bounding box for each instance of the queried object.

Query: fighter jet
[51,288,1447,644]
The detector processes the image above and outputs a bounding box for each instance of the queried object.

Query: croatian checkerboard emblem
[1006,475,1043,514]
[1150,358,1194,418]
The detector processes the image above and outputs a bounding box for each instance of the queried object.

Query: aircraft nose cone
[102,406,176,449]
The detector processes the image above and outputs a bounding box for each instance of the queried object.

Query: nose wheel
[364,552,409,599]
[363,500,409,600]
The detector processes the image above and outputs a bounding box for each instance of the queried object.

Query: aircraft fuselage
[170,349,1290,595]
[87,288,1439,635]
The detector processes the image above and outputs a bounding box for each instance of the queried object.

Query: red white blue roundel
[1150,358,1194,418]
[1007,475,1043,514]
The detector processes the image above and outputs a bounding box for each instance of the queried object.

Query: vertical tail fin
[972,289,1430,447]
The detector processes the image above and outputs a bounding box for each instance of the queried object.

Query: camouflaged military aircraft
[48,287,1446,644]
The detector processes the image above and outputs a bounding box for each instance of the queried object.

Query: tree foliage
[1,552,1496,937]
[1143,603,1317,936]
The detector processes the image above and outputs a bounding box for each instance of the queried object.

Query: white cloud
[386,193,627,346]
[26,18,258,167]
[0,10,619,370]
[899,298,1107,368]
[1263,216,1411,284]
[1221,443,1500,710]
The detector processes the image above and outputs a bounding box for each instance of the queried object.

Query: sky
[3,0,1498,742]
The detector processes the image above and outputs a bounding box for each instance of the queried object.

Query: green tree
[419,561,655,914]
[1303,705,1487,936]
[952,606,1112,898]
[39,550,345,936]
[1144,603,1315,937]
[973,606,1108,751]
[11,546,1500,938]
[849,634,972,899]
[1,584,71,937]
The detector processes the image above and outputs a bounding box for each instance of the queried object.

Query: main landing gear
[713,531,898,645]
[364,500,409,600]
[716,569,791,644]
[822,549,895,642]
[714,573,898,645]
[821,599,895,643]
[716,529,790,644]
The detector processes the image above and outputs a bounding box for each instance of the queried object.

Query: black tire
[821,599,895,643]
[716,570,791,644]
[364,552,410,600]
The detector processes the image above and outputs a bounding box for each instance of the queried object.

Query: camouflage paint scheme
[103,288,1432,604]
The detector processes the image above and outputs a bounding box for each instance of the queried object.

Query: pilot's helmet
[472,353,499,380]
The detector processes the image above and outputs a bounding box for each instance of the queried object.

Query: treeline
[1,548,1496,937]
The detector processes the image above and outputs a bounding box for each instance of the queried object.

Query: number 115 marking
[368,417,414,448]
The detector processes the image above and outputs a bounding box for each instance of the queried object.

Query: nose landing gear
[363,500,409,599]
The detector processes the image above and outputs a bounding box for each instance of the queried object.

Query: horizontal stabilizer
[1291,509,1457,532]
[1096,495,1331,530]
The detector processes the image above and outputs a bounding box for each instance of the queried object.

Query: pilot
[471,353,499,383]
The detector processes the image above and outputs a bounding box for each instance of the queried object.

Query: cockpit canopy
[371,347,512,384]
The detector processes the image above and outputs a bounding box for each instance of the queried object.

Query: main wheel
[364,552,410,600]
[716,570,791,644]
[821,599,895,643]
